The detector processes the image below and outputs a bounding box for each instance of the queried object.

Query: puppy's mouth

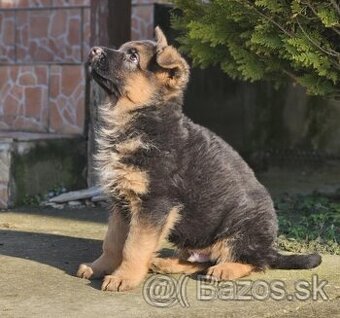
[90,66,121,98]
[87,47,122,99]
[88,63,121,98]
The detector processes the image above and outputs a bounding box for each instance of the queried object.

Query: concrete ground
[0,206,339,318]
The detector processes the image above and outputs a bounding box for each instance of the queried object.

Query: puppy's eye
[129,51,139,64]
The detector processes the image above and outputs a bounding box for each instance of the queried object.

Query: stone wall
[0,0,90,135]
[131,0,170,40]
[131,0,154,40]
[0,0,160,136]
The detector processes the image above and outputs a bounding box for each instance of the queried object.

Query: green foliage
[275,193,340,255]
[22,185,67,206]
[172,0,340,97]
[22,194,42,206]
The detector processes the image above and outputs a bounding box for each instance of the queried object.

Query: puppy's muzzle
[88,47,106,66]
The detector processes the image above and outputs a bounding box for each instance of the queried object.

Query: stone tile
[67,12,81,44]
[0,65,49,132]
[132,0,155,4]
[131,4,154,40]
[16,9,82,63]
[0,11,15,63]
[51,0,90,7]
[82,8,90,61]
[0,0,51,9]
[50,9,66,37]
[0,131,74,140]
[25,87,44,116]
[49,65,85,134]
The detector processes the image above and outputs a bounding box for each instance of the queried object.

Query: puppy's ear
[154,27,189,90]
[155,26,168,50]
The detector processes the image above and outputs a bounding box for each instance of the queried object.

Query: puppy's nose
[88,47,104,62]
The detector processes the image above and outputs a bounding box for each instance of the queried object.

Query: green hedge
[172,0,340,97]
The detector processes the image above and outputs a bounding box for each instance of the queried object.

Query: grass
[275,193,340,255]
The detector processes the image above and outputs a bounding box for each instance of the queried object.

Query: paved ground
[0,206,339,318]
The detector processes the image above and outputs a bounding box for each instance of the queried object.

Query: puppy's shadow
[0,229,102,276]
[0,229,180,290]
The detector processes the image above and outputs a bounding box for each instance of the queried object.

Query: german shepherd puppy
[77,27,321,291]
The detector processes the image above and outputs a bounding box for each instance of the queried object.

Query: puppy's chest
[97,131,151,203]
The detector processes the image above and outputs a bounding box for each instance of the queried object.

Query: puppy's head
[88,27,189,108]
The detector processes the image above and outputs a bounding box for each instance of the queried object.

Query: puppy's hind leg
[77,209,128,279]
[151,257,209,274]
[206,262,254,280]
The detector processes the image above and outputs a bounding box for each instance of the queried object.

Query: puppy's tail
[267,250,322,269]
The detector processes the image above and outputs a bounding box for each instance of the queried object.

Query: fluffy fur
[77,27,321,291]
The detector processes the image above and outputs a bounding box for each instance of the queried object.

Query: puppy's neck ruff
[95,95,185,208]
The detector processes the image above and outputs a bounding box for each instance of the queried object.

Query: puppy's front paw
[76,263,94,279]
[101,274,142,292]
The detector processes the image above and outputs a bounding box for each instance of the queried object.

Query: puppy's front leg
[101,215,162,292]
[77,209,129,279]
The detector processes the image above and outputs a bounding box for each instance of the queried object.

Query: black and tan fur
[77,27,321,291]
